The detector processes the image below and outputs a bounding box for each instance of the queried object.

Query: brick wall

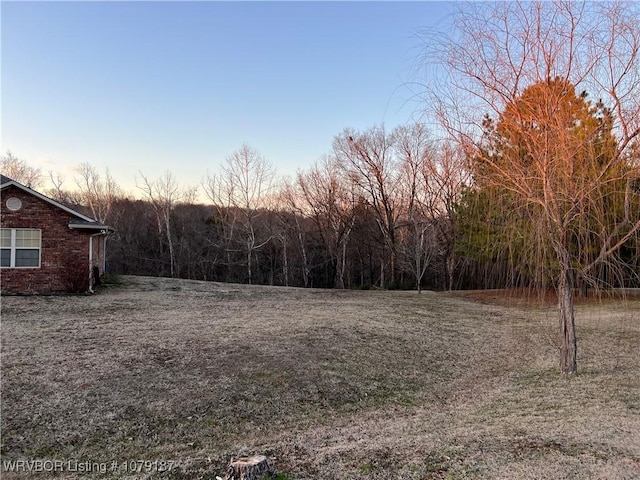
[1,185,93,293]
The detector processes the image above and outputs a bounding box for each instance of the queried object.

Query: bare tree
[75,162,121,224]
[219,145,275,284]
[427,141,470,290]
[1,151,42,188]
[394,123,438,292]
[278,180,312,288]
[202,170,237,280]
[333,126,402,288]
[298,155,357,289]
[421,0,640,374]
[47,171,68,202]
[137,170,189,278]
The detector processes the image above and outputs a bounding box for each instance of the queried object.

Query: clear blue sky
[2,1,454,194]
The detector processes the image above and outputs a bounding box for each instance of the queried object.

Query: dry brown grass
[1,276,639,479]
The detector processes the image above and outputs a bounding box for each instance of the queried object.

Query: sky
[1,1,455,195]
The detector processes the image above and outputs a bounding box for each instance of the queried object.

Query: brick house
[1,175,113,294]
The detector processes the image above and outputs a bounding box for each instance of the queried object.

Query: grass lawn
[1,276,639,479]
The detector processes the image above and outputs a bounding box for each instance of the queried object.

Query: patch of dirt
[451,287,640,308]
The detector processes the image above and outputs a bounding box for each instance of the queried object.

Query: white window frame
[0,228,42,268]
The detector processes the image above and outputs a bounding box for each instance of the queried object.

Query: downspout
[88,231,105,293]
[102,231,107,273]
[88,234,94,293]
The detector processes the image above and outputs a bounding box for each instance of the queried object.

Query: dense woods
[3,119,638,294]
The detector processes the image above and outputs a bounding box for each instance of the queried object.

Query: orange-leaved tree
[421,0,640,374]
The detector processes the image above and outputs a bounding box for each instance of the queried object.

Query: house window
[0,228,41,268]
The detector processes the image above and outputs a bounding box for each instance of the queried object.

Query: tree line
[2,111,638,294]
[1,130,468,290]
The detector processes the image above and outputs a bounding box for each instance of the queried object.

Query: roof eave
[68,223,115,233]
[1,179,98,223]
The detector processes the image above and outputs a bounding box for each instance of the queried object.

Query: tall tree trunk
[295,220,309,288]
[165,212,175,278]
[225,250,232,283]
[334,258,344,289]
[282,237,289,287]
[447,254,455,291]
[390,249,396,286]
[334,240,348,289]
[415,237,423,293]
[558,263,577,374]
[246,228,255,285]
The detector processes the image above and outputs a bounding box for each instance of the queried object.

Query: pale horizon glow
[1,1,454,197]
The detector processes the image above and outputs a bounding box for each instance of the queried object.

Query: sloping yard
[1,276,639,479]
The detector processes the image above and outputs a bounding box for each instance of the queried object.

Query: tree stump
[223,455,274,480]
